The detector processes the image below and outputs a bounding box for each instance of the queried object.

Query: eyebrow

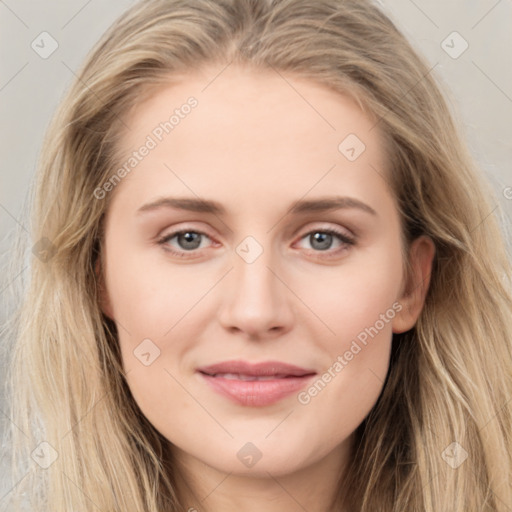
[136,195,378,217]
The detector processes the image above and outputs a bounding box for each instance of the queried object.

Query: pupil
[180,232,201,249]
[311,232,332,251]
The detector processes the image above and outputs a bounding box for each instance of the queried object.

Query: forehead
[108,64,392,216]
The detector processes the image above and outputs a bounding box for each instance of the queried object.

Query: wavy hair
[3,0,512,510]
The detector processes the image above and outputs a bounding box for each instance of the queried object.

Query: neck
[171,441,351,512]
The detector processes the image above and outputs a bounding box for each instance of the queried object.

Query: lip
[197,360,317,407]
[197,360,316,377]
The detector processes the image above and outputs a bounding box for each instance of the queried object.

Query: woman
[5,0,512,510]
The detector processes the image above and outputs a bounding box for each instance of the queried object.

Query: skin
[98,64,435,512]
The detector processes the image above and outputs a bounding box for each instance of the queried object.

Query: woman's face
[99,65,433,479]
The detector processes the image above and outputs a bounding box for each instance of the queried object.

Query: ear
[392,235,435,334]
[95,256,114,320]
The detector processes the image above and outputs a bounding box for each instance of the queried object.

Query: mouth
[200,372,301,381]
[196,360,317,407]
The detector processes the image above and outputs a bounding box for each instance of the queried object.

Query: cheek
[105,246,215,340]
[296,276,398,445]
[105,249,215,422]
[292,244,401,428]
[296,336,391,460]
[294,243,403,347]
[121,359,204,454]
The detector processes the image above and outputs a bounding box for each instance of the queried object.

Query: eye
[295,227,356,258]
[157,225,356,259]
[157,229,214,258]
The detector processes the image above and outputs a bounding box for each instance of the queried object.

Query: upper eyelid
[159,222,354,237]
[158,225,215,242]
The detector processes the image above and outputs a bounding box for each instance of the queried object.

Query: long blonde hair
[4,0,512,510]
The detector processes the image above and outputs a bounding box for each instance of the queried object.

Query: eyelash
[157,226,356,260]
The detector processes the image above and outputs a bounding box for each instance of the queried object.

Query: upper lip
[197,360,317,378]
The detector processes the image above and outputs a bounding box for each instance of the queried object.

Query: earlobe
[95,256,114,320]
[392,235,436,334]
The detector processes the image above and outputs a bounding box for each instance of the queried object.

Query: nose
[216,242,295,339]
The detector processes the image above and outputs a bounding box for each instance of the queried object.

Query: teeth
[214,373,286,381]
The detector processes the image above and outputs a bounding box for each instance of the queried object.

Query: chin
[195,439,322,478]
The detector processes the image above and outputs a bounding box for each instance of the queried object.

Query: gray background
[1,0,511,503]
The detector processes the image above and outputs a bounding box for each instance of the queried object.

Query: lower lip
[198,372,316,407]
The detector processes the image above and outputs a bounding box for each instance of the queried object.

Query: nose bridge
[217,232,293,336]
[236,243,275,295]
[232,234,281,309]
